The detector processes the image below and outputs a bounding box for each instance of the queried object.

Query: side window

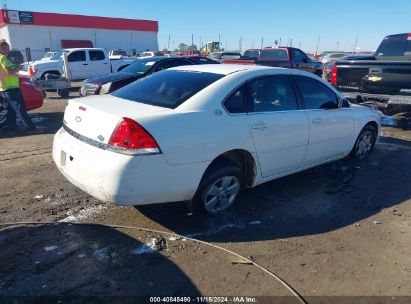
[224,86,247,114]
[377,34,407,56]
[292,49,306,62]
[250,76,298,112]
[294,76,338,109]
[89,50,105,61]
[67,51,86,62]
[169,59,191,68]
[342,99,350,108]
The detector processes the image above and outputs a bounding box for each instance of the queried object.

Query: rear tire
[189,163,244,214]
[350,124,377,160]
[57,89,69,98]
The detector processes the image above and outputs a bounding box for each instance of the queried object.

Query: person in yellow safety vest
[0,41,36,133]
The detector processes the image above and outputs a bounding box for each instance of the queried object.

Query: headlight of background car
[100,82,112,94]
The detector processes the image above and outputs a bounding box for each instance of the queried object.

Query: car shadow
[0,223,200,300]
[0,112,64,139]
[135,136,411,243]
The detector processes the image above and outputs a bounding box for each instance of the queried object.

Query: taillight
[108,118,160,155]
[331,65,337,85]
[28,66,34,76]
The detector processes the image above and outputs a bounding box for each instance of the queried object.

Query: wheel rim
[203,176,241,213]
[355,130,374,159]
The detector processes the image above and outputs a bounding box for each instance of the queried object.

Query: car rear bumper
[52,127,206,206]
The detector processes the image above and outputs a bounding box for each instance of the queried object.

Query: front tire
[350,125,377,160]
[190,164,244,214]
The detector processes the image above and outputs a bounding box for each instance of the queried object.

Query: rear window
[376,34,407,56]
[259,49,289,60]
[112,70,224,109]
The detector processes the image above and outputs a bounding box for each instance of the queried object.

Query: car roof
[171,64,283,75]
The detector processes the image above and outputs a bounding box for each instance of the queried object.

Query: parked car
[320,53,350,64]
[80,56,218,96]
[41,51,59,61]
[224,47,323,76]
[333,33,411,113]
[53,64,380,214]
[208,52,242,62]
[108,50,128,60]
[138,51,164,59]
[19,48,135,81]
[0,75,44,127]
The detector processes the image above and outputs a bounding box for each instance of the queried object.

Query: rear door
[246,75,309,177]
[292,75,355,164]
[67,50,88,80]
[88,50,110,78]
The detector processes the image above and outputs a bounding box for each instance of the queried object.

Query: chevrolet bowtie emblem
[75,116,82,123]
[367,76,383,82]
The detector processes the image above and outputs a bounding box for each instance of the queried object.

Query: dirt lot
[0,93,410,302]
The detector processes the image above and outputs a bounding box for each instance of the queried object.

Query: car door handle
[312,118,323,124]
[103,63,109,65]
[251,123,267,130]
[83,63,89,65]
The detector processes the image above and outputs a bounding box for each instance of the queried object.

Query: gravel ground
[0,93,410,302]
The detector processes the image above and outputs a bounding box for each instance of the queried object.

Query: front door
[291,48,316,73]
[292,75,355,165]
[247,75,310,177]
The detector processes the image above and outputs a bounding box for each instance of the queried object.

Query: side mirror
[303,58,309,63]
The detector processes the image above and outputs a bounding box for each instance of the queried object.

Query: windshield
[122,58,162,74]
[259,49,289,60]
[112,70,224,109]
[50,51,68,60]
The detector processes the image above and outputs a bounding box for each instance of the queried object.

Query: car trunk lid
[63,94,168,144]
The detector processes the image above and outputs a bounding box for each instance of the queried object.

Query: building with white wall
[0,9,159,60]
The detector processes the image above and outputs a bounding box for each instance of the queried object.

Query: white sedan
[53,65,381,214]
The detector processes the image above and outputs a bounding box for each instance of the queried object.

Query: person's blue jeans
[2,88,35,130]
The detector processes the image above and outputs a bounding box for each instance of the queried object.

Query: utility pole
[168,35,171,50]
[261,37,264,49]
[1,0,7,10]
[336,41,340,51]
[298,41,301,49]
[279,38,282,46]
[353,34,359,54]
[290,38,293,47]
[239,36,243,52]
[315,36,321,55]
[191,34,194,47]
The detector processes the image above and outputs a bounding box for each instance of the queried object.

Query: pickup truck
[224,47,323,76]
[333,33,411,113]
[19,48,135,81]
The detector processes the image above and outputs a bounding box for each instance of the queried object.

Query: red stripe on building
[0,10,158,32]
